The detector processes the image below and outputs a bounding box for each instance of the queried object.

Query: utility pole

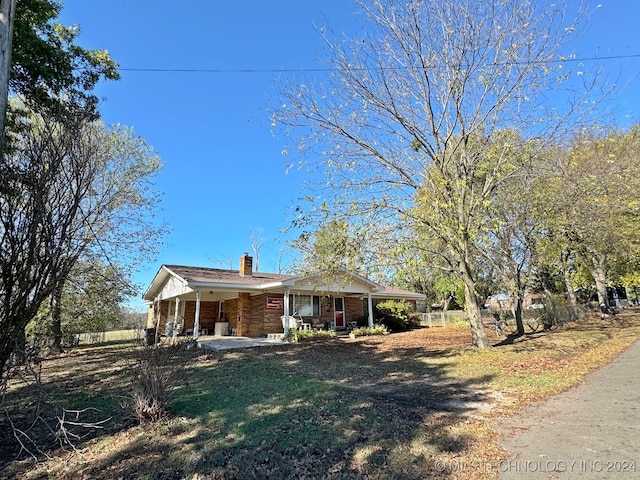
[0,0,16,145]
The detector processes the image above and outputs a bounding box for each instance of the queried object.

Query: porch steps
[267,333,286,341]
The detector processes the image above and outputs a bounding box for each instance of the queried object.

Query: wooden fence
[77,329,143,345]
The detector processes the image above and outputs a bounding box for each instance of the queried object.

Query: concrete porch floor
[196,329,353,351]
[196,335,287,351]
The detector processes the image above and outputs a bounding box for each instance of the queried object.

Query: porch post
[367,293,374,328]
[194,291,201,340]
[153,297,160,344]
[283,288,290,336]
[173,297,180,341]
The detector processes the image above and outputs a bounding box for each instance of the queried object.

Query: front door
[334,297,345,328]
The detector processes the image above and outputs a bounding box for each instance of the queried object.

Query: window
[363,298,384,317]
[289,295,320,316]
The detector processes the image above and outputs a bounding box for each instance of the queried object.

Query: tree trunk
[511,295,525,336]
[560,250,579,313]
[460,264,491,349]
[590,254,608,307]
[563,268,579,308]
[538,268,554,298]
[0,0,16,143]
[0,309,36,379]
[49,282,64,354]
[442,295,451,311]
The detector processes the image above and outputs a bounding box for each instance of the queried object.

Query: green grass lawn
[3,310,640,480]
[78,328,143,345]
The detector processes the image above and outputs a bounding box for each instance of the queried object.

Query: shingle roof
[144,263,426,302]
[373,285,421,296]
[164,264,295,286]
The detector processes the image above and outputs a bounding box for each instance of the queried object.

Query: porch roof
[142,263,426,303]
[142,264,295,302]
[164,264,293,285]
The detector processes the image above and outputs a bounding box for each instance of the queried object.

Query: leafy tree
[1,0,123,367]
[1,0,118,140]
[432,276,464,311]
[61,261,135,334]
[527,143,582,311]
[535,126,640,307]
[620,267,640,304]
[374,299,416,331]
[478,142,542,335]
[276,0,598,348]
[27,260,135,347]
[293,218,365,280]
[49,119,165,352]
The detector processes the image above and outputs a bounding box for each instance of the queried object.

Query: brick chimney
[239,253,253,277]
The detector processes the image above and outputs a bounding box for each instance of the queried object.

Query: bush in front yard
[375,300,419,332]
[127,344,192,423]
[287,328,336,342]
[349,324,389,338]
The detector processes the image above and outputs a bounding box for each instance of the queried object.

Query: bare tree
[276,0,599,348]
[249,227,266,272]
[207,254,234,270]
[1,113,91,374]
[276,246,295,274]
[0,110,163,375]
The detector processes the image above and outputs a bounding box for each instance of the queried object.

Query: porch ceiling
[168,290,239,303]
[160,289,372,304]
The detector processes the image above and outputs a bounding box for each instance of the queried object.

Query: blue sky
[57,1,640,310]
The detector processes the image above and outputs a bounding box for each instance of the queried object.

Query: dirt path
[497,339,640,479]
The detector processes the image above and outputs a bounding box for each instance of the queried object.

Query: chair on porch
[281,315,310,331]
[175,318,185,336]
[299,320,311,331]
[311,320,325,331]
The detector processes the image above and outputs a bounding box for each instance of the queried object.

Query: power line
[116,53,640,74]
[118,67,327,74]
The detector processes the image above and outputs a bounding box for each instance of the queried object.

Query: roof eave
[186,281,273,292]
[142,265,186,301]
[371,291,427,300]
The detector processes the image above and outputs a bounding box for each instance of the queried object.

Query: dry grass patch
[3,310,640,479]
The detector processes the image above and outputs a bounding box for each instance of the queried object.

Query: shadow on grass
[0,345,143,474]
[13,336,500,480]
[492,313,636,350]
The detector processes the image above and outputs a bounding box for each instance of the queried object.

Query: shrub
[287,328,335,342]
[128,344,190,423]
[349,324,389,338]
[375,300,419,332]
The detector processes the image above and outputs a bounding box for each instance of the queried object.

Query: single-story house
[143,253,426,339]
[486,292,545,312]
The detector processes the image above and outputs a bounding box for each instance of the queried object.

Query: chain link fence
[416,304,590,331]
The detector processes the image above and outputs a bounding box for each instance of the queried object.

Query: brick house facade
[144,254,425,338]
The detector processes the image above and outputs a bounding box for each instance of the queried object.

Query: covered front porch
[150,288,376,341]
[143,258,425,341]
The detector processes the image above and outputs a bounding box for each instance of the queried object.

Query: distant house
[143,254,426,338]
[486,292,545,312]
